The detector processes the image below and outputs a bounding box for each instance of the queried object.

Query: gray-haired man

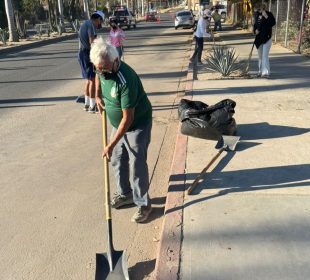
[90,38,153,223]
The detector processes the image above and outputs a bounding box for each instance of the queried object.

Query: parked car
[174,10,195,29]
[109,7,137,29]
[145,11,158,22]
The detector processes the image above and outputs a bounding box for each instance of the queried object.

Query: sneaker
[111,193,134,209]
[84,105,89,111]
[88,105,98,114]
[197,62,204,66]
[131,204,152,223]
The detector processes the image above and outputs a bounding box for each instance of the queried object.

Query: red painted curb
[152,39,195,280]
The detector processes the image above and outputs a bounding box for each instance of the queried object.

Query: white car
[174,10,195,29]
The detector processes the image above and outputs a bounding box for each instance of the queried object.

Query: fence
[227,0,310,55]
[268,0,309,54]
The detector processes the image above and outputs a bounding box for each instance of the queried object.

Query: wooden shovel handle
[102,111,112,220]
[187,148,224,195]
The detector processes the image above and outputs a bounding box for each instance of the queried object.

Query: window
[177,11,191,17]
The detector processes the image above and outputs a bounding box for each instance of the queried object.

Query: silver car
[174,10,195,29]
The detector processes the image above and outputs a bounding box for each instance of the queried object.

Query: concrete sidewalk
[154,26,310,279]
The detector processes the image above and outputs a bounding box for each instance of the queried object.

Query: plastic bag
[178,99,237,140]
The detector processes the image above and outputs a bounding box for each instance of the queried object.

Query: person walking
[90,38,153,223]
[253,3,276,78]
[212,9,222,31]
[190,9,212,65]
[78,11,105,113]
[108,20,126,59]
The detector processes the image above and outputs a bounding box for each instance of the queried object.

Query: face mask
[103,72,114,79]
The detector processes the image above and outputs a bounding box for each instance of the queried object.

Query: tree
[5,0,19,41]
[58,0,65,32]
[83,0,90,19]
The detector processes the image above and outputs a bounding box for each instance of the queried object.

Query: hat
[203,9,211,17]
[92,10,105,20]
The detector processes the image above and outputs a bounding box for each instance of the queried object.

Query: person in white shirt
[190,9,212,65]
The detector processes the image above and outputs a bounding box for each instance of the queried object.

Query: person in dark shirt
[253,3,276,78]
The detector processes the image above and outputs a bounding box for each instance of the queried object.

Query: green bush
[20,0,45,24]
[302,20,310,49]
[279,19,300,41]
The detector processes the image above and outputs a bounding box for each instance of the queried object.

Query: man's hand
[255,29,260,35]
[96,96,105,114]
[102,144,114,161]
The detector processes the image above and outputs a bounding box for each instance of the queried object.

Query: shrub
[205,45,243,77]
[0,27,9,45]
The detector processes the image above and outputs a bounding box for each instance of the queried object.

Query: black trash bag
[178,99,237,140]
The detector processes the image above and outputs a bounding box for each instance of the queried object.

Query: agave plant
[205,45,242,77]
[0,28,8,46]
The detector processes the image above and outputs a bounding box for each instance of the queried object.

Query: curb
[152,39,195,280]
[0,33,78,55]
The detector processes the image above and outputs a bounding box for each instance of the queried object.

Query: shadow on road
[0,96,77,104]
[0,104,55,109]
[0,77,82,84]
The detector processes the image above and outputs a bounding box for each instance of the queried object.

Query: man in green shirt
[90,37,152,223]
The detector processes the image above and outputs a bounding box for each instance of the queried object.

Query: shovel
[187,135,240,195]
[95,111,129,280]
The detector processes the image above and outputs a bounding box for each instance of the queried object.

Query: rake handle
[245,41,255,72]
[187,148,224,195]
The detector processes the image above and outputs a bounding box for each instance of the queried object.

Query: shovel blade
[215,135,240,151]
[95,250,129,280]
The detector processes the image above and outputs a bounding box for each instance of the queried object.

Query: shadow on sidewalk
[166,163,310,213]
[129,259,156,280]
[220,32,255,41]
[238,122,310,140]
[193,80,309,95]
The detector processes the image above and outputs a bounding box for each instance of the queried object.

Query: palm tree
[4,0,19,42]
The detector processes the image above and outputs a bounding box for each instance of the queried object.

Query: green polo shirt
[99,62,152,130]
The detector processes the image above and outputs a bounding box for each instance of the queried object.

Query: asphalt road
[0,14,192,280]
